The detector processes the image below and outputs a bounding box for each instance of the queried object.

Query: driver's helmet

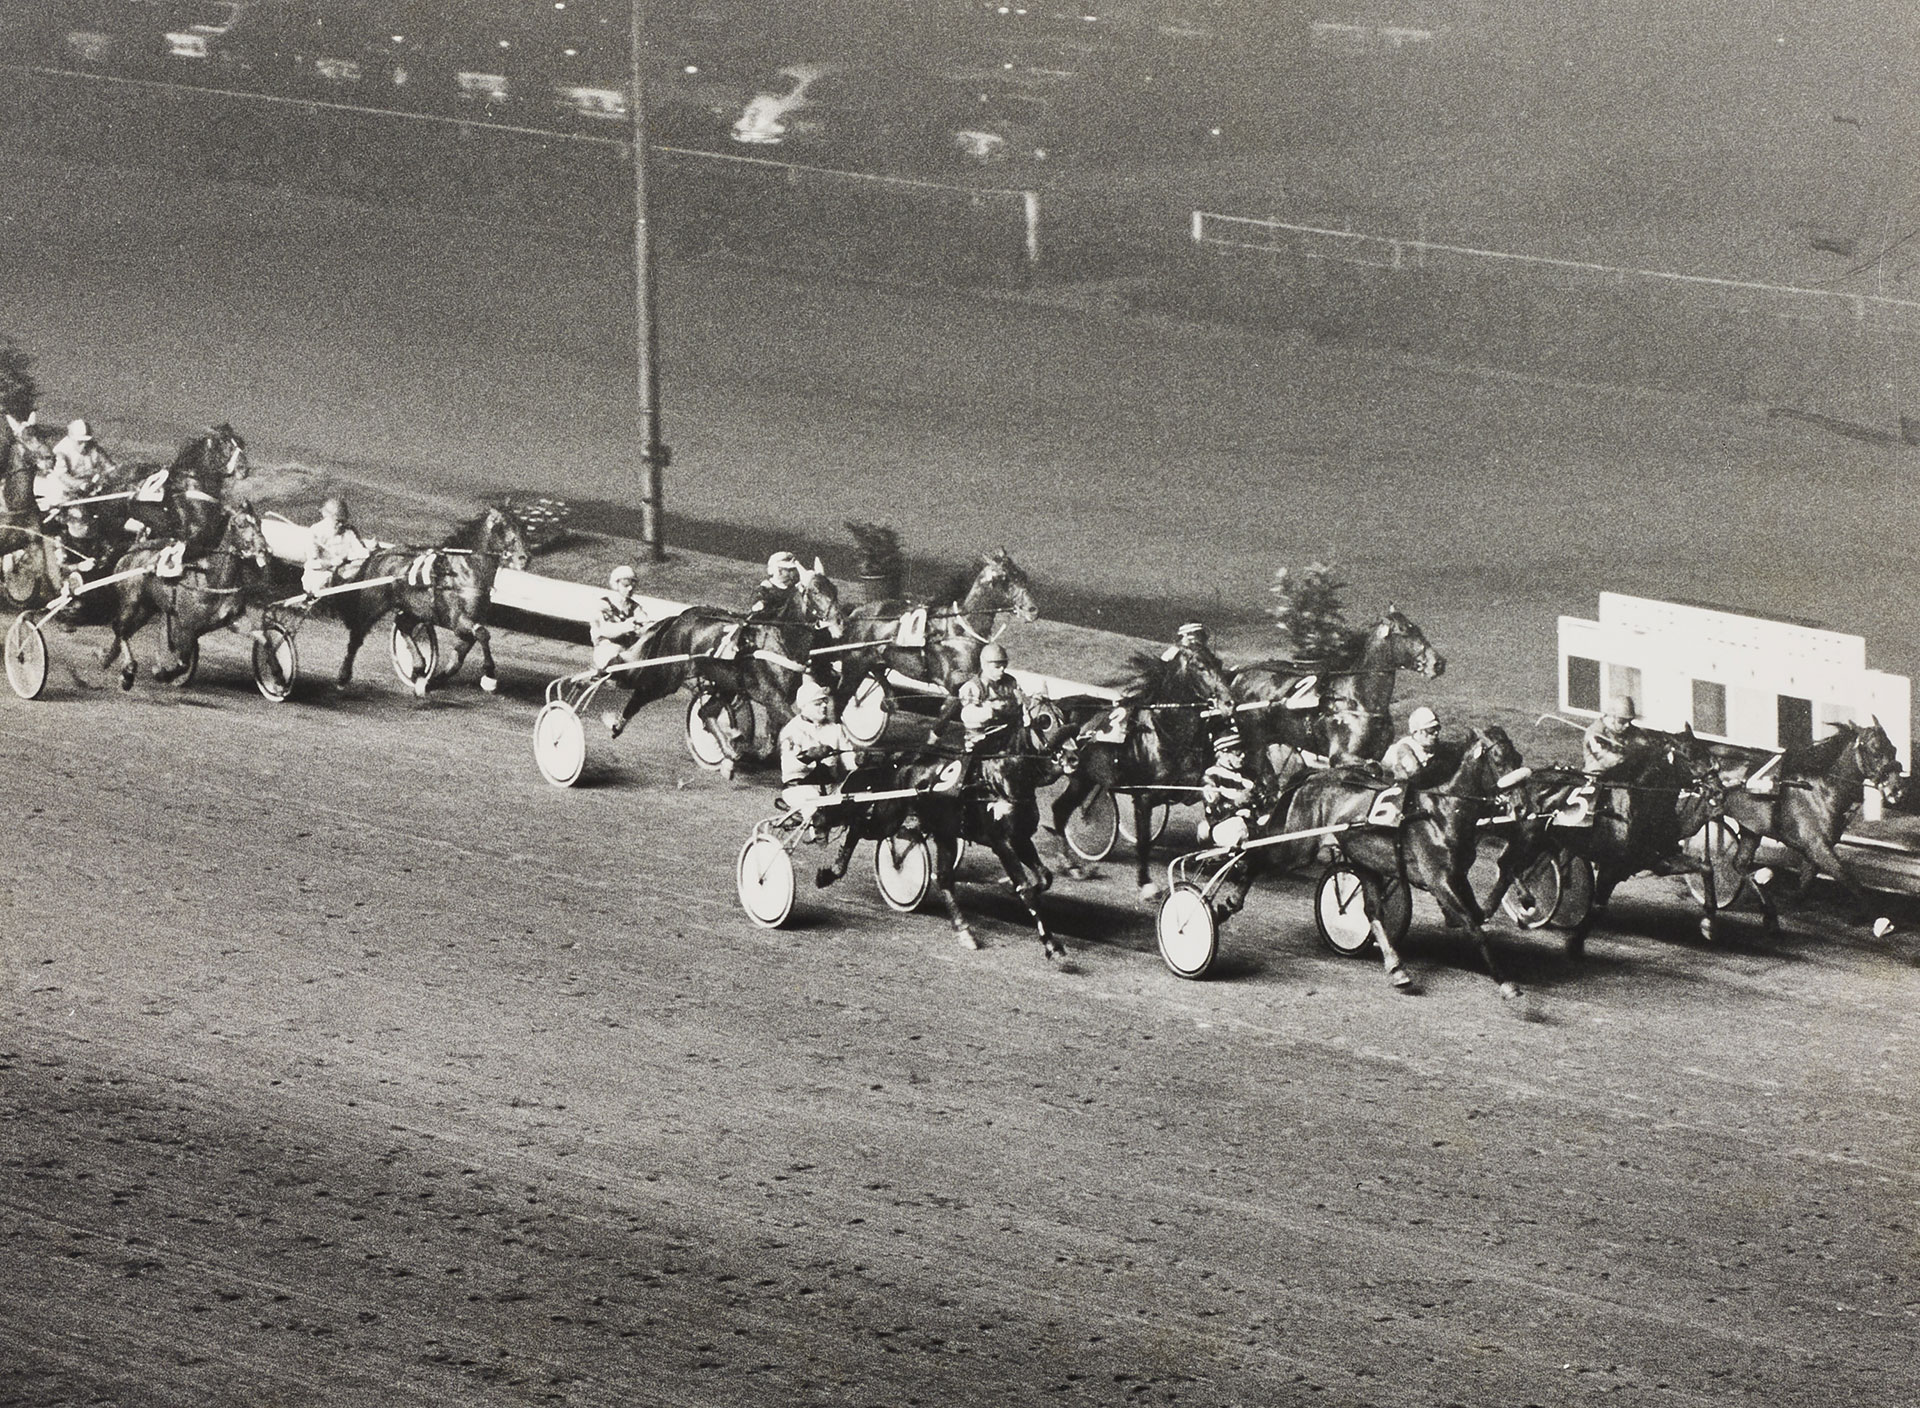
[795,676,833,714]
[1176,621,1210,647]
[67,418,95,445]
[1407,705,1440,735]
[1212,726,1245,760]
[766,551,802,584]
[608,564,637,590]
[1604,696,1637,725]
[979,642,1009,666]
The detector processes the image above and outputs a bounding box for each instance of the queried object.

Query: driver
[749,551,804,619]
[1381,706,1442,781]
[1583,697,1637,776]
[592,564,651,672]
[37,418,117,544]
[780,677,853,840]
[1200,726,1261,850]
[301,497,374,602]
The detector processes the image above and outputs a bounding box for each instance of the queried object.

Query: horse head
[1455,725,1530,798]
[221,502,272,570]
[176,423,249,487]
[964,549,1038,624]
[1377,605,1445,679]
[795,559,846,637]
[1856,719,1905,803]
[476,505,532,570]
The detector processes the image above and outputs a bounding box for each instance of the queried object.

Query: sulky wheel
[1550,852,1595,929]
[873,833,934,913]
[390,619,439,691]
[0,544,46,607]
[1156,885,1219,979]
[840,675,889,748]
[1314,864,1411,957]
[251,622,298,702]
[737,833,796,929]
[1683,816,1746,910]
[1117,799,1172,847]
[1499,851,1563,930]
[533,700,587,787]
[5,611,47,700]
[1061,789,1119,863]
[685,691,757,770]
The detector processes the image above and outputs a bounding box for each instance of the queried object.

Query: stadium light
[629,0,669,560]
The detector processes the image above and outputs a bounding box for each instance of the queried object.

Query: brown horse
[323,505,531,694]
[1230,607,1446,767]
[814,708,1078,955]
[99,505,273,689]
[1046,645,1237,902]
[1481,726,1726,954]
[1211,727,1531,996]
[833,549,1039,702]
[121,424,251,558]
[1718,721,1905,937]
[606,567,846,761]
[0,414,58,601]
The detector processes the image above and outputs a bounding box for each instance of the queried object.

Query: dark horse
[1047,646,1236,902]
[122,424,251,559]
[1718,721,1905,937]
[100,505,273,689]
[815,709,1078,956]
[1230,607,1446,767]
[1482,727,1726,954]
[607,566,846,758]
[1217,727,1532,996]
[324,505,532,694]
[833,549,1039,701]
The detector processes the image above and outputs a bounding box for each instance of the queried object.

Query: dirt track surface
[4,631,1920,1406]
[6,149,1920,1405]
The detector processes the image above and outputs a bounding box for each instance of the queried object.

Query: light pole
[629,0,668,561]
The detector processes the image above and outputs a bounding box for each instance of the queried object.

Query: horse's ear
[812,555,827,577]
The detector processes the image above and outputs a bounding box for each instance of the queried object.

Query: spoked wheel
[0,545,45,606]
[1156,885,1219,979]
[164,638,199,689]
[873,833,934,913]
[251,622,298,702]
[533,700,587,787]
[1551,853,1596,929]
[1313,865,1411,957]
[685,691,755,770]
[1500,852,1562,930]
[1683,817,1746,909]
[737,834,796,929]
[840,675,888,748]
[1061,789,1119,863]
[390,620,439,692]
[1117,800,1172,847]
[5,611,47,700]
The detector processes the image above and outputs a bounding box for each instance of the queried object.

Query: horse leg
[1134,796,1162,905]
[468,623,499,693]
[930,834,978,949]
[1046,773,1101,882]
[816,818,864,890]
[337,615,370,688]
[1790,831,1883,927]
[1418,851,1519,999]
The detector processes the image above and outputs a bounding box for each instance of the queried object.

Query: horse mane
[1779,721,1860,775]
[1107,648,1224,704]
[938,549,1026,608]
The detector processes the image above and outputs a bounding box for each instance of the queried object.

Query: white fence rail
[1190,210,1920,329]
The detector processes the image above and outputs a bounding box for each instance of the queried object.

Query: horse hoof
[1873,916,1895,938]
[1499,982,1523,1001]
[1564,932,1587,960]
[956,928,980,951]
[1699,916,1717,942]
[814,867,838,890]
[1751,867,1773,887]
[1387,966,1413,990]
[1064,864,1093,883]
[1043,939,1065,961]
[411,675,430,699]
[480,673,498,694]
[720,758,736,782]
[1138,882,1165,908]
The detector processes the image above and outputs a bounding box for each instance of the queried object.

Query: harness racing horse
[1482,726,1726,954]
[1230,607,1446,767]
[1717,721,1905,938]
[814,709,1078,956]
[605,567,846,760]
[122,424,251,558]
[1217,728,1532,996]
[834,549,1039,701]
[99,504,273,689]
[1046,646,1236,901]
[324,505,532,694]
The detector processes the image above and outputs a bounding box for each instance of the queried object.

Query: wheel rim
[1,548,39,606]
[1551,853,1596,928]
[1062,790,1119,862]
[1315,866,1377,956]
[874,835,933,912]
[737,836,795,928]
[534,701,587,787]
[252,625,297,702]
[1684,817,1744,909]
[6,613,47,700]
[389,620,438,686]
[1157,887,1217,978]
[841,677,888,747]
[1501,853,1562,930]
[685,692,736,769]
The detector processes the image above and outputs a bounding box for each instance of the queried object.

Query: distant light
[498,39,511,49]
[684,64,700,74]
[391,34,404,44]
[563,47,577,57]
[1002,61,1013,69]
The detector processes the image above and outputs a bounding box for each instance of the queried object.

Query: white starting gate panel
[1558,592,1910,768]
